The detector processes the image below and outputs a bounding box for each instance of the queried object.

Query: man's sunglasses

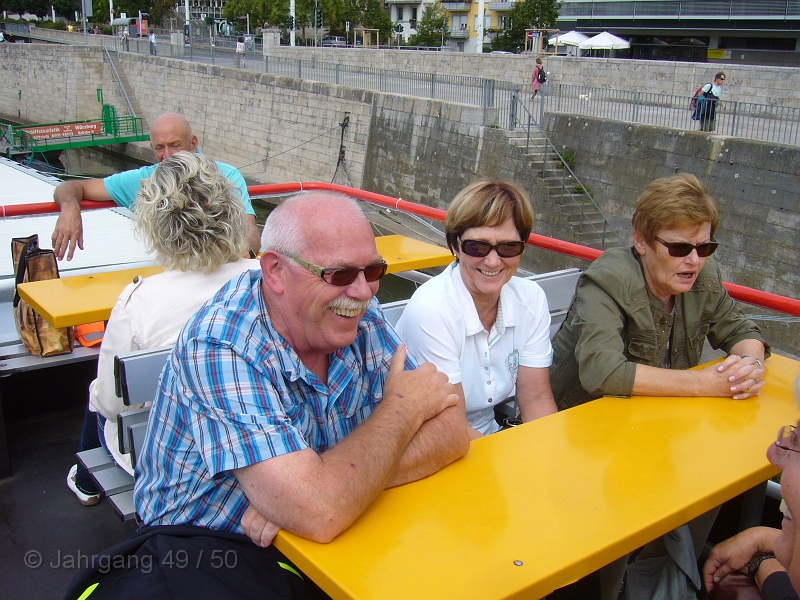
[459,239,526,258]
[282,253,388,286]
[654,236,719,258]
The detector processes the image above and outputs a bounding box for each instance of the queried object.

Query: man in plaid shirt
[65,191,469,600]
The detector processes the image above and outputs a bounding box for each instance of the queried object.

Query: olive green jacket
[551,248,769,411]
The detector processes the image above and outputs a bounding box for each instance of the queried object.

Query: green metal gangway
[1,96,149,159]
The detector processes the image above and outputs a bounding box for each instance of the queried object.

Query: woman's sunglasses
[459,239,526,258]
[282,253,388,286]
[654,236,718,258]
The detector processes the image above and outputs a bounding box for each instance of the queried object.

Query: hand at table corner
[241,504,282,548]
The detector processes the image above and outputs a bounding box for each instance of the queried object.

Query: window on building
[473,13,490,29]
[719,36,795,50]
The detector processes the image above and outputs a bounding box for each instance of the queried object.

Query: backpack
[690,83,711,109]
[691,83,715,120]
[537,66,547,84]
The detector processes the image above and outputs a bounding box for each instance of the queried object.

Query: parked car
[322,36,346,47]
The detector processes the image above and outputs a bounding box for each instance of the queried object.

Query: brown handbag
[12,234,73,357]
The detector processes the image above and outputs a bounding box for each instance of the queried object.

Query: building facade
[558,0,800,64]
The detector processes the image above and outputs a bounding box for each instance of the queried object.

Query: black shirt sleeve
[762,571,799,600]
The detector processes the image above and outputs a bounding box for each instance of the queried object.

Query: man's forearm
[53,181,85,209]
[387,405,470,488]
[246,215,261,255]
[237,395,430,543]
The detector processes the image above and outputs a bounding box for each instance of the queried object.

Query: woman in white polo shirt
[395,180,556,438]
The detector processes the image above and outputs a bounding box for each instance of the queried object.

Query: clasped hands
[710,354,766,400]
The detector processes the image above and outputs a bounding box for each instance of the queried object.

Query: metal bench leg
[0,386,11,479]
[739,481,768,531]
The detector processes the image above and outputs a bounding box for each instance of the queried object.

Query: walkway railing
[102,46,135,117]
[6,183,798,317]
[548,84,800,146]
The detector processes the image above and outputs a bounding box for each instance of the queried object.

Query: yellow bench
[17,236,452,328]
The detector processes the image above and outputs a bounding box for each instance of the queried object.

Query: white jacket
[89,259,260,421]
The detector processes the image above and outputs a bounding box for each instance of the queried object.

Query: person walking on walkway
[699,72,726,132]
[236,37,246,68]
[149,31,157,55]
[531,58,546,99]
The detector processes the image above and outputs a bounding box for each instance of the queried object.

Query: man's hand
[703,527,779,592]
[382,345,460,426]
[52,178,111,260]
[241,504,281,548]
[51,201,84,261]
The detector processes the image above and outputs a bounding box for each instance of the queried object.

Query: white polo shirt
[395,262,552,436]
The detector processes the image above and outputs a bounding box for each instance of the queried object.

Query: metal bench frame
[0,334,100,479]
[76,346,171,520]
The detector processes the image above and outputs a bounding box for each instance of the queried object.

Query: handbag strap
[13,239,40,308]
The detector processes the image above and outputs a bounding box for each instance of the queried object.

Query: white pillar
[476,0,484,53]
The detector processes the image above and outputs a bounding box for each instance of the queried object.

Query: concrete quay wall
[0,44,373,185]
[266,47,800,109]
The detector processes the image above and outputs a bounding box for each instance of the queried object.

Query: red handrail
[1,200,115,217]
[5,182,798,317]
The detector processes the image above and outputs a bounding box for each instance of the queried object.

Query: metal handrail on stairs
[510,89,624,250]
[102,46,135,118]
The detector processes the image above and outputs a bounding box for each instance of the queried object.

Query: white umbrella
[548,31,589,47]
[578,31,630,50]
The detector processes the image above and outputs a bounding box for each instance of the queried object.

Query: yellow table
[17,265,164,328]
[17,236,451,329]
[273,354,800,600]
[375,235,452,274]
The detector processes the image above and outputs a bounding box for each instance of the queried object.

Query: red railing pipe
[1,200,115,217]
[5,182,798,317]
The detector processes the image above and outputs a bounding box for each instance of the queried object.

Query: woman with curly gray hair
[68,152,259,506]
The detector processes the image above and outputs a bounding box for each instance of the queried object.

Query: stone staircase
[504,129,623,251]
[103,50,143,119]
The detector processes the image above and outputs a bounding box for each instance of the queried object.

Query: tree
[491,0,561,53]
[409,3,448,48]
[360,0,390,42]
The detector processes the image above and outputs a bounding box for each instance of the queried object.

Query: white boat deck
[0,158,155,301]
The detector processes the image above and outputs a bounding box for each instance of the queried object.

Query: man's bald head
[261,192,369,259]
[149,113,198,162]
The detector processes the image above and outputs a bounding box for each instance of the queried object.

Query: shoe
[67,464,101,506]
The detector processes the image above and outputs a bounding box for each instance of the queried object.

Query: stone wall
[0,44,107,123]
[265,47,800,108]
[0,44,373,186]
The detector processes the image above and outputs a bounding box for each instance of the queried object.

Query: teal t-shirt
[103,160,255,216]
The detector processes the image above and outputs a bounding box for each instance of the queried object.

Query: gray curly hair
[134,151,247,273]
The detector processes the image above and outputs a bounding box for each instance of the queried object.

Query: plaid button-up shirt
[134,269,415,532]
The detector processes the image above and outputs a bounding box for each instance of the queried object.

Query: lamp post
[290,0,295,46]
[246,13,249,35]
[441,3,445,48]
